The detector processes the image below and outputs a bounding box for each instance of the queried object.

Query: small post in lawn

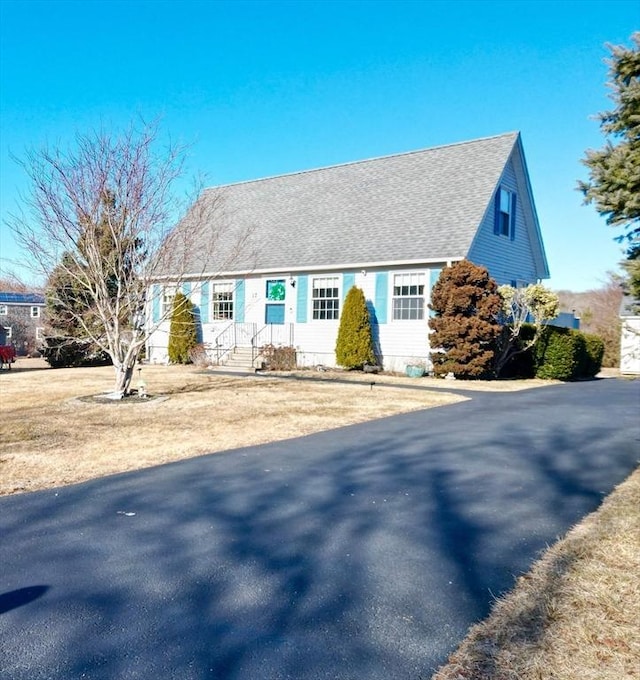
[137,368,147,399]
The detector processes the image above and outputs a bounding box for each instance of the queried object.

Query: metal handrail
[212,321,258,365]
[211,321,236,365]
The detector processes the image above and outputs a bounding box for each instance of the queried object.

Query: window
[0,305,7,316]
[31,306,40,318]
[36,327,45,341]
[3,326,12,340]
[496,187,516,238]
[392,273,425,320]
[161,287,175,318]
[211,282,234,320]
[312,277,340,320]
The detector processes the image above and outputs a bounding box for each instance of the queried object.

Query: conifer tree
[579,33,639,258]
[428,260,502,378]
[335,286,376,369]
[168,291,197,364]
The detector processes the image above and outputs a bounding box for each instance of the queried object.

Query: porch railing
[210,322,257,364]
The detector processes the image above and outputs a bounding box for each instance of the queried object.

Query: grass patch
[432,466,640,680]
[0,359,466,495]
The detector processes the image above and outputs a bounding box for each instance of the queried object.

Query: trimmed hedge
[581,333,605,378]
[535,327,604,380]
[500,325,605,380]
[534,327,583,380]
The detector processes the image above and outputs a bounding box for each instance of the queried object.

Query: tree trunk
[111,361,135,399]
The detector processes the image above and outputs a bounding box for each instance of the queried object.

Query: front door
[265,279,286,324]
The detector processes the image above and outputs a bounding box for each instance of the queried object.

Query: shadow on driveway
[0,378,638,679]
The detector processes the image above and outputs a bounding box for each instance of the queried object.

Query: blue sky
[0,0,638,291]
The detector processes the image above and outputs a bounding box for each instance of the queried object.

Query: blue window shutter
[296,275,308,323]
[429,268,442,317]
[510,193,517,241]
[494,189,501,235]
[152,284,161,323]
[375,272,388,324]
[343,273,355,299]
[182,281,192,297]
[200,281,209,324]
[235,279,245,323]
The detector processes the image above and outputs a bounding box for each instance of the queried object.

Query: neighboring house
[0,292,46,355]
[620,295,640,375]
[147,131,550,371]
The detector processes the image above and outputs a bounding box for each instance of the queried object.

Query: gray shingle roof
[169,132,519,276]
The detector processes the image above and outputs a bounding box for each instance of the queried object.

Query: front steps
[219,346,259,371]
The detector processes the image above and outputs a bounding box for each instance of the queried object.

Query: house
[147,132,549,371]
[0,292,46,355]
[620,295,640,375]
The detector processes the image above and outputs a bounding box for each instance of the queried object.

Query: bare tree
[7,122,251,397]
[0,270,37,293]
[556,273,624,367]
[494,283,560,375]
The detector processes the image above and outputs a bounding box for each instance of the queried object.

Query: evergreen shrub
[429,260,502,378]
[42,336,112,368]
[534,327,581,380]
[533,327,603,380]
[580,333,605,378]
[335,286,376,369]
[168,291,198,364]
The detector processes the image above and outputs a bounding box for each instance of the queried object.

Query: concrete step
[223,347,258,369]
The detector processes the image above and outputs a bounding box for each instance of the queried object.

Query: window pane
[500,188,511,213]
[212,283,234,320]
[392,273,425,320]
[312,277,339,320]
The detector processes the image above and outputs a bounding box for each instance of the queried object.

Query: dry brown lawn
[0,357,469,495]
[432,467,640,680]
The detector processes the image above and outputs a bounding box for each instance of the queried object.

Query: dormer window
[495,187,516,239]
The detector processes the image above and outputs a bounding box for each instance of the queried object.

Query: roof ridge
[205,131,520,192]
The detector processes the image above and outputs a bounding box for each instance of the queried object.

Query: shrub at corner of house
[168,291,198,364]
[428,260,502,379]
[335,286,376,369]
[581,332,605,378]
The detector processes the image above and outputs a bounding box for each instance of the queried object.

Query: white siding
[147,265,447,371]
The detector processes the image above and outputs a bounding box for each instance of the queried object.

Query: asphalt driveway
[1,377,638,679]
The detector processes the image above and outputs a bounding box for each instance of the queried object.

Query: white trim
[151,258,464,282]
